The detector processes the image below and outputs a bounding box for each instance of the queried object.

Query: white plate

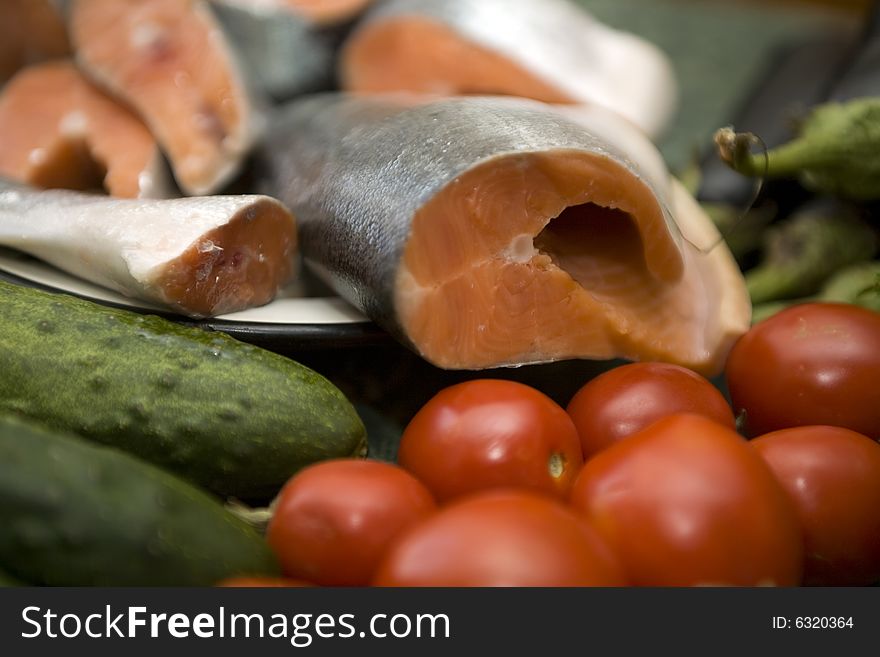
[0,248,386,346]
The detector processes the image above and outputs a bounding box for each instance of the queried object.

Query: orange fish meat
[0,61,172,198]
[71,0,263,195]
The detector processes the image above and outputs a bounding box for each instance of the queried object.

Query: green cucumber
[0,280,366,499]
[0,415,278,586]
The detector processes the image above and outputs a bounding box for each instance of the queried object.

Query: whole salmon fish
[260,95,749,374]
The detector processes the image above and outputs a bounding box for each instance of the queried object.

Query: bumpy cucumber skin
[0,416,279,586]
[0,280,367,499]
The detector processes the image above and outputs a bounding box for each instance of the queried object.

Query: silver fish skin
[209,0,338,100]
[0,178,296,316]
[260,94,681,352]
[343,0,678,137]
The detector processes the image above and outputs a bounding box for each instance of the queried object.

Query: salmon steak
[70,0,263,196]
[0,61,172,199]
[340,0,678,137]
[0,178,297,317]
[260,95,750,375]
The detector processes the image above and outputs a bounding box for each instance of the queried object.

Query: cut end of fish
[342,17,571,101]
[395,153,749,375]
[71,0,261,196]
[340,0,678,137]
[0,180,298,318]
[0,61,173,199]
[149,196,297,316]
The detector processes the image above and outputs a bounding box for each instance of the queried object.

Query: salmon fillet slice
[341,0,677,137]
[0,61,172,198]
[0,0,70,85]
[260,95,749,375]
[0,178,297,317]
[70,0,263,196]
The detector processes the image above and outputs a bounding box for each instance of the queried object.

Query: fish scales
[209,0,337,99]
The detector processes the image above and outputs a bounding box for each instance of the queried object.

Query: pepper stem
[714,128,766,177]
[714,128,827,179]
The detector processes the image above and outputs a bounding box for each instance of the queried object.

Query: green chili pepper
[750,260,880,323]
[714,97,880,200]
[745,202,877,304]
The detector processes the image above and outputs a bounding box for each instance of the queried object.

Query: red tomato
[373,490,626,587]
[397,380,584,503]
[726,303,880,438]
[216,577,314,587]
[266,459,436,586]
[566,362,736,458]
[569,414,804,586]
[751,426,880,586]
